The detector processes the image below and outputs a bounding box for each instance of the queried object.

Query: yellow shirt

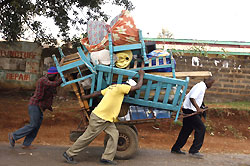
[93,84,131,122]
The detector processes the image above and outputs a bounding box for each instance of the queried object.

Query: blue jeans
[12,105,43,146]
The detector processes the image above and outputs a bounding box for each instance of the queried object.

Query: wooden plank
[64,53,80,60]
[78,82,90,121]
[135,89,141,99]
[96,65,188,85]
[68,76,84,108]
[77,47,96,74]
[89,75,95,107]
[133,60,137,69]
[117,74,123,84]
[63,74,93,86]
[105,71,113,85]
[124,97,179,111]
[58,48,65,58]
[59,60,85,71]
[148,59,152,67]
[141,61,145,68]
[59,57,65,66]
[62,59,80,66]
[97,71,103,91]
[172,85,182,106]
[163,57,167,65]
[163,84,172,104]
[149,71,212,77]
[78,82,90,110]
[113,43,142,52]
[52,55,66,84]
[153,82,162,102]
[156,57,159,66]
[144,80,152,100]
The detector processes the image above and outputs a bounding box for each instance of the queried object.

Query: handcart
[52,45,189,159]
[52,10,189,159]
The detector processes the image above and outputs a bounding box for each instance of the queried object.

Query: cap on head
[126,79,137,86]
[47,66,58,74]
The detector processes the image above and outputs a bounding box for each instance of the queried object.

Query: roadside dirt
[0,91,249,154]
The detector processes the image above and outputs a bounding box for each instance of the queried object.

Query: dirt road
[0,143,249,166]
[1,92,250,154]
[1,92,250,166]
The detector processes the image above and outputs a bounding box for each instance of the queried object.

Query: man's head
[47,66,58,81]
[204,76,215,89]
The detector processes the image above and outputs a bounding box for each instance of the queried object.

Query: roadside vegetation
[207,101,250,111]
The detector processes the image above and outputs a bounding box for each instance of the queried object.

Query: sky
[103,0,250,42]
[2,0,249,43]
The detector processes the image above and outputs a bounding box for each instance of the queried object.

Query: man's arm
[35,80,45,101]
[43,77,63,87]
[130,70,145,92]
[82,91,102,100]
[190,98,204,113]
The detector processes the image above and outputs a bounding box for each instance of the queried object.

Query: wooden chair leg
[68,75,90,125]
[69,75,84,107]
[78,82,90,121]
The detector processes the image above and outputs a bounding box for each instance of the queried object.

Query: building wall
[174,55,250,102]
[0,42,42,90]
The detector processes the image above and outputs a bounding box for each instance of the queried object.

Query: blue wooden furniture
[81,29,176,77]
[71,47,188,120]
[53,46,188,121]
[129,51,176,78]
[91,64,189,121]
[108,30,148,66]
[52,48,98,106]
[53,45,189,160]
[52,48,97,87]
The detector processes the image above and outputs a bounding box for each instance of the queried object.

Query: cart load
[52,10,189,159]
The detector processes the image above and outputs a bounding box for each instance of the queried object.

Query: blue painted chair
[108,29,148,66]
[53,47,97,106]
[92,64,189,121]
[82,29,176,78]
[53,46,189,120]
[52,47,96,87]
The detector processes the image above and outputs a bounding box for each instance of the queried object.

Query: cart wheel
[69,131,84,142]
[130,125,138,135]
[104,125,138,159]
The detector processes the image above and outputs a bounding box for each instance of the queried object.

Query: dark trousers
[171,108,206,153]
[12,105,43,146]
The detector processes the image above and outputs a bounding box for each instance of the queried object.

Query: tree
[158,28,173,39]
[157,28,174,50]
[0,0,134,45]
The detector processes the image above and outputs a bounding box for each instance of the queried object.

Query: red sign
[0,50,37,59]
[6,73,31,81]
[26,61,40,73]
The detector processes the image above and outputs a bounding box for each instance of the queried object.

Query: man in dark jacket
[8,66,62,149]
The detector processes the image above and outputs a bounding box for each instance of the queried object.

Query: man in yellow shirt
[63,70,145,165]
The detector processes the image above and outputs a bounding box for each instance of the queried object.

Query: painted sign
[0,50,37,59]
[25,61,40,73]
[6,72,31,81]
[0,41,42,90]
[0,41,42,60]
[0,70,38,89]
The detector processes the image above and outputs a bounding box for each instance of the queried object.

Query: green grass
[207,101,250,111]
